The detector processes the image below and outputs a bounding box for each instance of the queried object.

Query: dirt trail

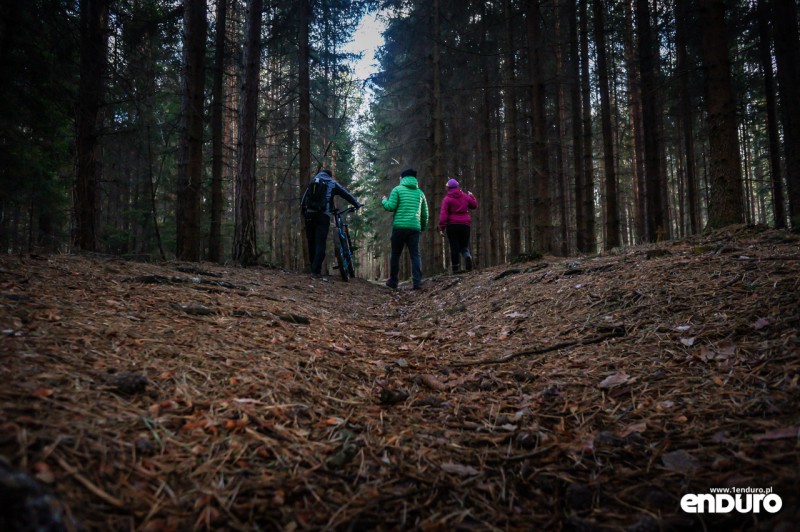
[1,225,798,530]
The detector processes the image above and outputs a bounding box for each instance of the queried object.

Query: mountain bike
[332,205,358,281]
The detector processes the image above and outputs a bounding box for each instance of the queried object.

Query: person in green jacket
[381,167,429,289]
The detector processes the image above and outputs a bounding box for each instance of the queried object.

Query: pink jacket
[438,188,478,230]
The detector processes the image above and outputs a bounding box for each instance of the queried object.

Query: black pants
[304,212,330,274]
[446,224,471,272]
[388,228,422,288]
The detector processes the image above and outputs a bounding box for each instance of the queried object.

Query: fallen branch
[734,255,800,261]
[453,327,626,367]
[493,268,521,281]
[55,455,125,508]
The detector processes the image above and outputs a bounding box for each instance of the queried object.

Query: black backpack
[304,177,328,213]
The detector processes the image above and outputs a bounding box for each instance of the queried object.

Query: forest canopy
[1,0,798,278]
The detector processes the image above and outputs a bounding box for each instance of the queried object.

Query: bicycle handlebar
[332,205,359,216]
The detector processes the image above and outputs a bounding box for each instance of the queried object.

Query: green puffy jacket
[381,176,429,231]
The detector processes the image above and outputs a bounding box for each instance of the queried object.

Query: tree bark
[773,0,800,229]
[480,2,498,265]
[74,0,109,252]
[675,0,701,235]
[574,0,594,253]
[176,0,207,261]
[593,0,620,250]
[298,0,312,269]
[623,0,646,242]
[637,0,666,241]
[553,2,569,256]
[700,0,744,229]
[209,0,228,262]
[756,0,786,229]
[528,0,553,255]
[430,0,444,272]
[504,0,522,259]
[233,0,262,265]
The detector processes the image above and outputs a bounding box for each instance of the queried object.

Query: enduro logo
[681,487,782,514]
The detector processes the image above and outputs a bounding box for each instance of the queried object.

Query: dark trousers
[446,224,471,271]
[304,213,330,274]
[388,228,422,288]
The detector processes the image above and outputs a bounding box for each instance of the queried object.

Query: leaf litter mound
[0,225,798,531]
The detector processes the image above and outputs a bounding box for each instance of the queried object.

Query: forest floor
[0,224,798,531]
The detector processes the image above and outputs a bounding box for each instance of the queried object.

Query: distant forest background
[1,0,799,279]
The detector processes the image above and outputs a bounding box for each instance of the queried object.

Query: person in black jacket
[300,169,361,276]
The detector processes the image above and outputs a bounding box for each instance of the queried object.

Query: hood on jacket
[313,171,333,182]
[400,176,419,189]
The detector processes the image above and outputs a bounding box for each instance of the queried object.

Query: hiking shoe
[385,280,398,289]
[464,255,473,271]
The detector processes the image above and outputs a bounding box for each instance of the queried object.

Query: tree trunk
[593,0,620,250]
[480,3,498,265]
[700,0,744,229]
[504,0,521,259]
[575,0,595,253]
[757,0,786,229]
[773,0,800,229]
[741,118,755,223]
[675,0,701,234]
[233,0,262,265]
[637,0,666,241]
[145,124,166,260]
[298,0,312,269]
[430,0,444,272]
[566,0,591,251]
[176,0,207,261]
[528,0,553,255]
[622,0,646,242]
[209,0,228,262]
[74,0,109,252]
[553,2,569,256]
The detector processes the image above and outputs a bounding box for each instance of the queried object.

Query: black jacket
[300,171,360,216]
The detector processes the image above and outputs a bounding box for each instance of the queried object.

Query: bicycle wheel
[335,238,349,282]
[344,228,356,278]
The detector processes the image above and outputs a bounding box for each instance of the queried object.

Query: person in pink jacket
[438,178,478,273]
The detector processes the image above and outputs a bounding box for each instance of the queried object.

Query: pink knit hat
[446,179,459,188]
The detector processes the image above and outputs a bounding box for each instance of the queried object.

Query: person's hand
[382,195,387,201]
